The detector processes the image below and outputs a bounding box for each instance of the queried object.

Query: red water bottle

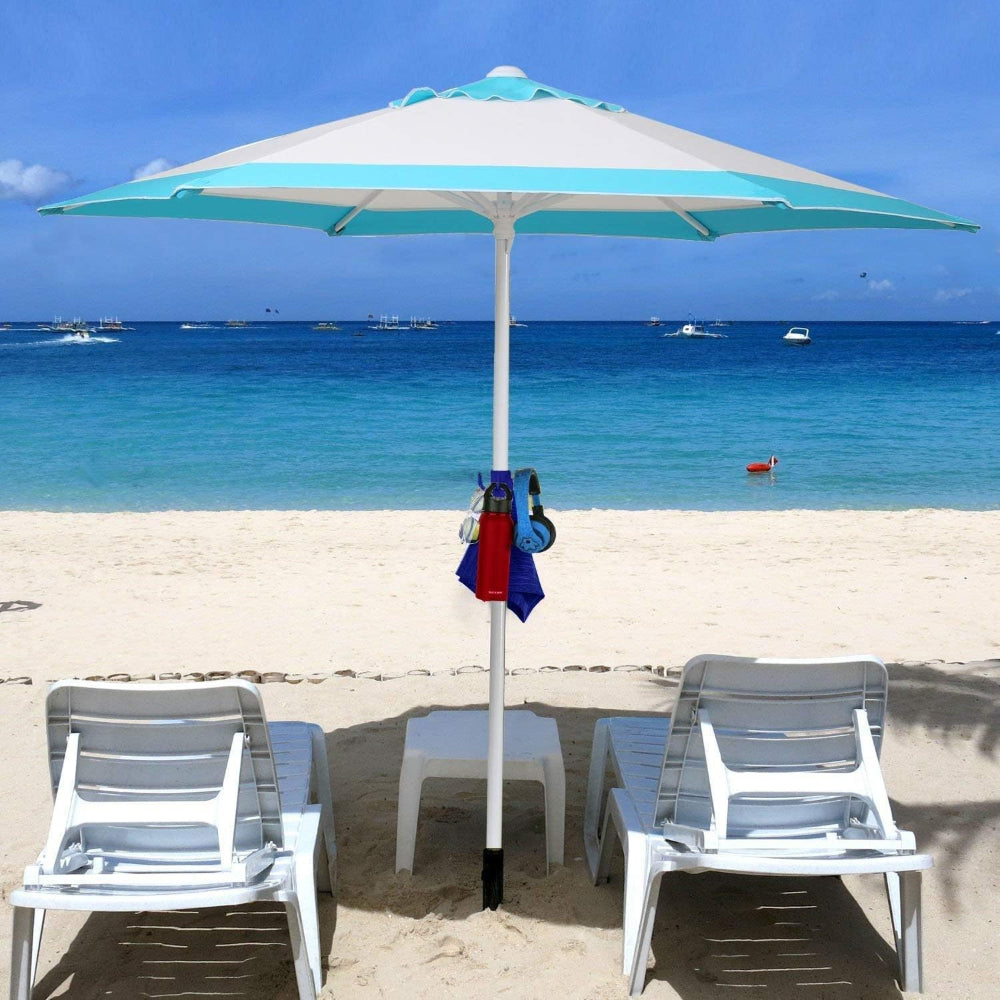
[475,483,513,602]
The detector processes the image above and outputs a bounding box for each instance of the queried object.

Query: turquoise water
[1,320,997,510]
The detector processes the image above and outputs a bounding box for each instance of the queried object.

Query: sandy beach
[1,509,997,998]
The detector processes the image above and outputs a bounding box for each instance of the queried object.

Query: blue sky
[1,0,996,320]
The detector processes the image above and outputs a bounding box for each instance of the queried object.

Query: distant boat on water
[783,326,812,345]
[180,322,213,329]
[409,317,437,329]
[711,319,731,327]
[45,317,93,335]
[645,316,662,327]
[509,315,527,327]
[313,322,341,331]
[97,316,133,332]
[371,314,404,331]
[664,321,725,339]
[225,319,249,328]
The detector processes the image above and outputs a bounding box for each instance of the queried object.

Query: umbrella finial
[486,65,527,78]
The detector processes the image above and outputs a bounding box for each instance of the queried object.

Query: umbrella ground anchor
[482,848,503,909]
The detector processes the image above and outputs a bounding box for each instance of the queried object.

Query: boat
[313,322,341,331]
[70,328,91,340]
[46,317,94,335]
[370,314,404,331]
[1,323,11,330]
[97,316,133,332]
[783,326,811,345]
[664,321,725,339]
[409,317,437,330]
[711,319,731,327]
[225,319,249,328]
[645,316,662,327]
[509,315,528,328]
[180,322,213,329]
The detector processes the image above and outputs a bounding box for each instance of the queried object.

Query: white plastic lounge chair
[8,680,336,1000]
[583,655,931,996]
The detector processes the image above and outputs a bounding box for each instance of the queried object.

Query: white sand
[0,509,997,998]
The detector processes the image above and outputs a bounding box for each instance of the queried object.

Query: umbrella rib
[327,190,383,235]
[435,190,497,217]
[659,197,713,239]
[512,192,572,217]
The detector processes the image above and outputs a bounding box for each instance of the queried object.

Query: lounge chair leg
[887,871,923,992]
[29,910,44,990]
[628,869,664,997]
[583,720,611,880]
[284,898,318,1000]
[294,809,324,994]
[395,754,425,874]
[542,753,565,871]
[9,906,35,1000]
[621,831,650,977]
[309,725,337,895]
[595,801,618,884]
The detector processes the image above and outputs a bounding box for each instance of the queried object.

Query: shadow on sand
[26,661,998,998]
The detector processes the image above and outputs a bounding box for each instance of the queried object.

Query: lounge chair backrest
[654,655,888,837]
[44,680,283,857]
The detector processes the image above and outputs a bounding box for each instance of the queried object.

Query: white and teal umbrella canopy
[40,66,977,238]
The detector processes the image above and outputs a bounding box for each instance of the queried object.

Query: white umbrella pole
[483,214,513,910]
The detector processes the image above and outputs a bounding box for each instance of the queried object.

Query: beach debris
[1,663,687,688]
[0,600,41,613]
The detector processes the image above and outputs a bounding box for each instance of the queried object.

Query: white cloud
[132,157,176,180]
[866,278,895,295]
[813,289,840,301]
[933,287,973,303]
[0,159,71,204]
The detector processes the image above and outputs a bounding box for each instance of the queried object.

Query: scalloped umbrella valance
[40,64,978,911]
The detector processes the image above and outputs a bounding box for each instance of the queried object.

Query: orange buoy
[746,455,778,473]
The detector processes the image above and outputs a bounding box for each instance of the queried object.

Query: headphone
[513,468,556,553]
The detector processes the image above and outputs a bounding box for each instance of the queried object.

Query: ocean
[1,320,997,511]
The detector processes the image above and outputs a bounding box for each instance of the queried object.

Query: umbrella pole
[483,214,513,910]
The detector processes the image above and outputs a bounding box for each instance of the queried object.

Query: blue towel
[456,470,545,623]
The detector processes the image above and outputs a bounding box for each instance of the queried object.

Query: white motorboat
[645,316,662,327]
[509,315,527,327]
[783,326,811,345]
[371,314,404,331]
[180,322,213,329]
[664,321,725,339]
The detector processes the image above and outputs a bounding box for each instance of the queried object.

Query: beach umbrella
[40,65,978,909]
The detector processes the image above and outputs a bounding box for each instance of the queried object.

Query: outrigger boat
[664,321,725,339]
[97,316,133,332]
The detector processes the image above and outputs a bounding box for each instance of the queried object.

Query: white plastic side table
[395,709,565,874]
